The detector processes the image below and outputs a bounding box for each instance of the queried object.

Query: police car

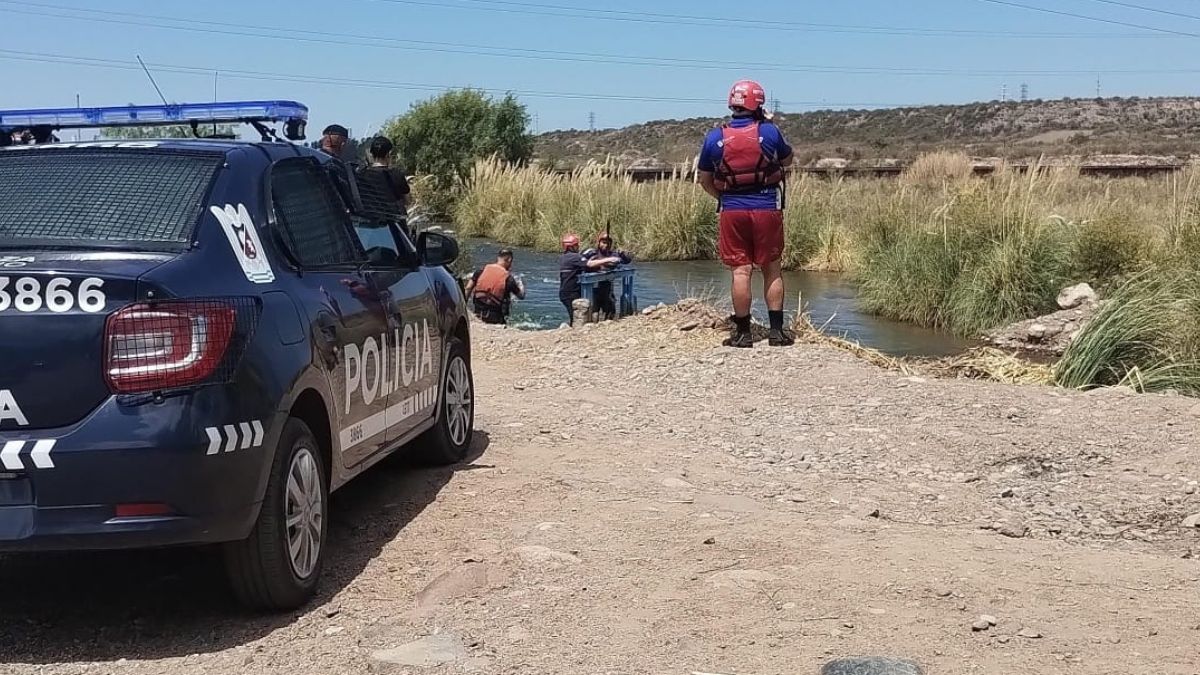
[0,101,474,610]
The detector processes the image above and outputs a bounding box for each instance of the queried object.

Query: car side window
[270,159,364,268]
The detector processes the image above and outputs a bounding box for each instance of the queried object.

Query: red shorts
[718,209,784,268]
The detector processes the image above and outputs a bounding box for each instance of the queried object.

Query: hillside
[537,96,1200,168]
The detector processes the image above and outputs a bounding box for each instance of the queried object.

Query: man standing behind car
[319,124,350,159]
[366,136,411,218]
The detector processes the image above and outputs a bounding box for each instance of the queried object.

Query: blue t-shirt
[698,117,793,211]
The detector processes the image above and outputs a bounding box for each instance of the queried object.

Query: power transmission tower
[533,112,540,134]
[770,97,782,115]
[1096,76,1102,98]
[1001,83,1008,103]
[588,112,596,132]
[1020,83,1029,102]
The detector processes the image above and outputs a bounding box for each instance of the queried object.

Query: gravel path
[1,308,1198,674]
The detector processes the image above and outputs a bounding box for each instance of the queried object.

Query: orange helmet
[561,233,580,250]
[729,80,767,113]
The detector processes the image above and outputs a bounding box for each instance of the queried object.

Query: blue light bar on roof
[0,100,307,129]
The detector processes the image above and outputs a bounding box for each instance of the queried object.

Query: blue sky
[3,0,1200,136]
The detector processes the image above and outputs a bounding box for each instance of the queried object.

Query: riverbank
[453,154,1200,329]
[8,308,1197,675]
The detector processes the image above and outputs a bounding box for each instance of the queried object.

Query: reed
[453,155,1200,338]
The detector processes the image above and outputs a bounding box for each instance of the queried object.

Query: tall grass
[454,155,1200,341]
[1055,271,1200,393]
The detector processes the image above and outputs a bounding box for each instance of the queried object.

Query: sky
[4,0,1200,138]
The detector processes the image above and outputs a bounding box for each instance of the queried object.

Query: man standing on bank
[559,234,621,326]
[697,80,795,348]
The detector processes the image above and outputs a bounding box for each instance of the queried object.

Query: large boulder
[1057,283,1098,310]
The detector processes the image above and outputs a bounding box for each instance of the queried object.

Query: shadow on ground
[0,432,491,665]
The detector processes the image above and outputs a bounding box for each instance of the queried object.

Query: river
[465,239,968,357]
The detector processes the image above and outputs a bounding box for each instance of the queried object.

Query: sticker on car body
[210,203,275,284]
[205,420,265,455]
[0,439,56,470]
[0,276,106,313]
[0,256,33,269]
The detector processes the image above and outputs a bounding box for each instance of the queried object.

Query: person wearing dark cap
[366,136,411,220]
[320,124,350,158]
[465,248,526,325]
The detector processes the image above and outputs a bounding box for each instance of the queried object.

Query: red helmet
[728,80,767,113]
[561,233,580,250]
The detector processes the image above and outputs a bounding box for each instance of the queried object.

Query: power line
[0,2,1194,79]
[365,0,1174,38]
[974,0,1200,37]
[1079,0,1200,22]
[0,47,923,109]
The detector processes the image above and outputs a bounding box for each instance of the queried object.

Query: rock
[787,493,807,503]
[413,563,494,610]
[981,615,999,626]
[641,306,657,316]
[513,545,581,567]
[1017,628,1044,639]
[661,477,696,490]
[678,321,700,332]
[1057,283,1098,309]
[1182,513,1200,529]
[821,658,923,675]
[1026,323,1048,341]
[1000,488,1015,498]
[998,522,1029,539]
[371,634,467,667]
[971,620,992,632]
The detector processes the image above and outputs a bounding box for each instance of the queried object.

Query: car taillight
[104,301,237,394]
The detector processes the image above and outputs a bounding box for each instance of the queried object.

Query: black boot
[726,314,754,349]
[768,310,794,347]
[768,328,795,347]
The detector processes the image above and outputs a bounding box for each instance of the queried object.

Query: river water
[466,239,968,357]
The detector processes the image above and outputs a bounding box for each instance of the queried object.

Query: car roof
[1,138,325,161]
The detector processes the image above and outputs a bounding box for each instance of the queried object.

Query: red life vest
[472,263,511,309]
[713,121,784,193]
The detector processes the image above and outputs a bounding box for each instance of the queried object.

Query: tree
[381,89,533,187]
[99,124,238,140]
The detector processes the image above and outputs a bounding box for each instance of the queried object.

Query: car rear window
[0,148,223,249]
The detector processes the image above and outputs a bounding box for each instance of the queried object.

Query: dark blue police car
[0,101,474,610]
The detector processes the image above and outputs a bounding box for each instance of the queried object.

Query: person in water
[466,248,526,325]
[582,234,632,320]
[559,234,620,326]
[697,80,795,348]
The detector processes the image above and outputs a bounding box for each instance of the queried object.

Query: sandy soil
[1,309,1198,675]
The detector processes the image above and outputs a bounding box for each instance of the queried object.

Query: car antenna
[136,55,170,106]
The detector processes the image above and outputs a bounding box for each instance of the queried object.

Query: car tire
[222,418,328,611]
[413,337,474,466]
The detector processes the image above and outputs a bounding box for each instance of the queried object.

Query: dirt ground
[1,308,1199,675]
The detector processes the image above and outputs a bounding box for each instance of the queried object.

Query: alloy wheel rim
[285,447,323,580]
[446,357,473,447]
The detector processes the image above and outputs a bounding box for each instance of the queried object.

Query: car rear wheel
[413,337,474,466]
[223,418,328,611]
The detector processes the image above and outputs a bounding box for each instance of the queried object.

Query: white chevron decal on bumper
[0,439,56,471]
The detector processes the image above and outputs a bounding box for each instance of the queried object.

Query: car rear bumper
[0,391,280,552]
[0,501,260,552]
